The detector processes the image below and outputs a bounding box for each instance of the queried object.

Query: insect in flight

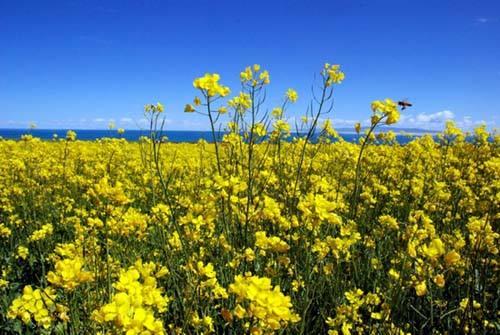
[398,99,413,110]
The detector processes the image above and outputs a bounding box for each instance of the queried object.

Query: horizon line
[0,127,445,134]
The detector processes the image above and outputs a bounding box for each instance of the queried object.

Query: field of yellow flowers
[0,64,499,334]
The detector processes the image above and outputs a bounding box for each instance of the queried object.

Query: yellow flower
[8,285,59,329]
[66,130,77,141]
[244,248,255,261]
[253,123,267,137]
[88,177,130,206]
[422,238,446,260]
[271,107,283,118]
[228,92,252,112]
[168,231,182,250]
[323,63,345,86]
[92,260,169,334]
[17,246,29,260]
[388,268,400,281]
[379,215,399,230]
[29,224,54,242]
[354,122,361,134]
[184,104,195,113]
[444,250,461,267]
[345,289,364,305]
[240,66,253,82]
[371,98,400,125]
[234,304,246,319]
[0,223,12,238]
[255,231,290,253]
[259,70,270,84]
[433,274,445,288]
[341,322,352,335]
[292,279,304,292]
[415,281,427,296]
[0,278,8,288]
[47,256,94,291]
[107,207,149,237]
[286,88,298,103]
[193,73,230,97]
[156,102,164,112]
[229,274,300,331]
[272,120,291,138]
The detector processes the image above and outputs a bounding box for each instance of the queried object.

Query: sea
[0,129,423,144]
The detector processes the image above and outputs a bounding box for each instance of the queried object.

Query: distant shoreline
[0,127,440,135]
[0,128,436,144]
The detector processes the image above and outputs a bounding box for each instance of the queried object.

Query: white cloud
[391,110,455,130]
[476,17,489,23]
[415,110,454,123]
[394,110,498,131]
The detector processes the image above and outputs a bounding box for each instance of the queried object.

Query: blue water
[0,129,220,142]
[0,129,421,144]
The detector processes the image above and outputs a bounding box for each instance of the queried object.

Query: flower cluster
[28,224,54,242]
[240,64,270,86]
[285,88,298,103]
[17,245,29,260]
[144,102,165,113]
[0,222,11,237]
[66,130,77,141]
[47,256,94,290]
[370,98,400,125]
[326,289,390,335]
[228,92,252,113]
[193,73,230,97]
[190,260,228,300]
[92,260,169,334]
[254,231,290,253]
[7,286,65,329]
[107,207,149,238]
[322,63,345,86]
[229,274,300,332]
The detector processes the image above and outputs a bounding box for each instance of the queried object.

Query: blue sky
[1,0,499,131]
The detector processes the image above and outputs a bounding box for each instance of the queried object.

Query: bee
[398,99,413,110]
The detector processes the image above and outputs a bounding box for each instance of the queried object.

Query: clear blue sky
[1,0,499,130]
